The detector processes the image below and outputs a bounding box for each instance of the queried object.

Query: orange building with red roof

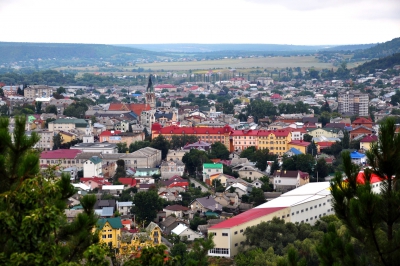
[151,123,232,150]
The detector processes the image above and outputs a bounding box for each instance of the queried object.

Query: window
[319,204,321,207]
[235,243,238,247]
[296,211,299,214]
[240,229,243,233]
[102,235,107,239]
[310,207,313,210]
[306,208,308,211]
[209,248,229,255]
[222,233,228,236]
[292,212,294,215]
[234,231,238,235]
[108,234,112,238]
[301,210,304,213]
[323,203,326,205]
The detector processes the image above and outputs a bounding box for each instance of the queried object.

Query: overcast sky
[0,0,399,45]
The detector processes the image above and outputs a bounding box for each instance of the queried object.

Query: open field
[56,56,367,76]
[136,56,366,71]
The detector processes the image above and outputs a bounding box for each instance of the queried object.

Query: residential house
[97,217,123,248]
[116,201,133,216]
[166,149,188,161]
[118,177,138,188]
[350,126,375,139]
[163,205,189,218]
[83,156,103,177]
[160,216,183,234]
[236,165,266,181]
[352,117,374,129]
[80,177,111,190]
[160,176,189,189]
[272,170,310,192]
[360,135,378,151]
[190,196,222,213]
[203,163,223,183]
[160,158,185,179]
[101,185,125,196]
[59,131,77,144]
[171,224,202,241]
[158,187,184,202]
[207,173,236,187]
[33,129,54,151]
[287,140,311,154]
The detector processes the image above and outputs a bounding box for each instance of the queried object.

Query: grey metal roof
[102,207,114,217]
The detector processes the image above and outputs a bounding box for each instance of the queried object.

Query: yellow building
[120,222,163,254]
[256,129,292,156]
[59,131,77,144]
[97,218,123,248]
[287,140,311,154]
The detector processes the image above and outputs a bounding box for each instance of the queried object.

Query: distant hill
[355,53,400,73]
[0,42,161,64]
[352,37,400,60]
[323,43,377,52]
[116,43,329,53]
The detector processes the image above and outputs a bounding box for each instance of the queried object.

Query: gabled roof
[151,124,232,135]
[97,217,123,229]
[360,135,378,143]
[41,149,82,159]
[352,117,373,124]
[118,178,137,187]
[89,156,102,164]
[209,207,286,229]
[164,204,189,211]
[287,147,303,155]
[203,163,223,169]
[289,140,310,147]
[273,170,299,178]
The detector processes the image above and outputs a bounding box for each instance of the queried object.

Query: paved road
[189,178,209,192]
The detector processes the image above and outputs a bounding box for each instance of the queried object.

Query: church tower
[146,74,156,109]
[83,120,94,143]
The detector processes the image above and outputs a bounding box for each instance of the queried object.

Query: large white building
[208,182,333,258]
[208,171,385,258]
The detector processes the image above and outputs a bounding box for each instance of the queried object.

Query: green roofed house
[48,118,88,132]
[203,163,223,183]
[96,217,123,248]
[83,156,103,177]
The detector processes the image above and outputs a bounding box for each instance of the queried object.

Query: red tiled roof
[152,124,232,135]
[155,84,176,89]
[108,103,151,115]
[257,129,291,137]
[360,135,378,143]
[40,149,82,159]
[231,129,259,136]
[352,117,373,124]
[119,178,137,187]
[289,140,310,147]
[99,130,122,137]
[80,178,111,185]
[209,207,286,229]
[317,141,335,148]
[270,94,282,99]
[355,171,384,184]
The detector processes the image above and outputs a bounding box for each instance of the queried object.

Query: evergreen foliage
[0,116,108,265]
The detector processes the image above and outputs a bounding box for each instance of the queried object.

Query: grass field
[135,56,365,71]
[57,56,366,76]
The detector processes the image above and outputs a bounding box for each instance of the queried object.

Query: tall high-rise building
[338,92,369,117]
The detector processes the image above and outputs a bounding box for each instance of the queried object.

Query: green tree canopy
[132,190,163,224]
[209,141,230,160]
[319,117,400,265]
[129,140,151,153]
[150,135,170,160]
[0,116,107,265]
